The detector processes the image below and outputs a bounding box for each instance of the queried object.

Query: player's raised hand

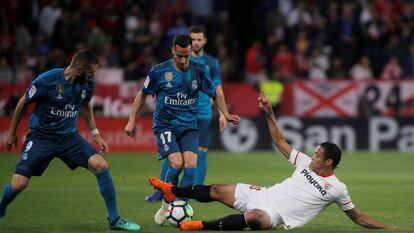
[124,121,137,137]
[6,133,17,151]
[258,91,272,115]
[218,114,228,132]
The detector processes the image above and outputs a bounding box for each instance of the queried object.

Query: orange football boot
[180,221,204,231]
[149,176,177,203]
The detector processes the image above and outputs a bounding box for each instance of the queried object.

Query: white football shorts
[234,183,284,229]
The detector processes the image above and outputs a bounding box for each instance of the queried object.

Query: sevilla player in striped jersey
[149,92,400,231]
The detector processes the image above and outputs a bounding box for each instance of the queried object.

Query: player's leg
[180,209,271,231]
[180,214,248,231]
[59,133,140,231]
[150,177,237,207]
[153,152,183,224]
[164,153,183,185]
[144,160,168,202]
[154,128,182,185]
[1,134,54,220]
[153,128,184,225]
[180,183,272,231]
[195,118,212,184]
[180,151,197,187]
[0,174,30,220]
[178,129,199,187]
[195,147,208,184]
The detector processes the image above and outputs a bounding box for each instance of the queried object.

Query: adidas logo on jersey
[166,82,172,88]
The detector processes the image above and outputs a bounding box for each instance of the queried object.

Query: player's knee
[209,185,226,200]
[11,178,29,192]
[183,159,197,168]
[169,160,183,170]
[245,209,271,230]
[198,147,208,152]
[89,159,109,173]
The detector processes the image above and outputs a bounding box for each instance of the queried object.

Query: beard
[74,72,89,84]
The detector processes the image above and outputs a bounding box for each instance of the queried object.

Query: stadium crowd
[0,0,413,84]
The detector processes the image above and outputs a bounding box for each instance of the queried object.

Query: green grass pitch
[1,151,413,233]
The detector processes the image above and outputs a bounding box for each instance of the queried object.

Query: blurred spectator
[38,0,62,40]
[287,1,312,28]
[308,47,329,80]
[15,57,34,84]
[401,43,414,79]
[294,50,309,78]
[266,7,285,42]
[0,0,413,85]
[14,24,32,55]
[216,45,236,82]
[5,91,19,116]
[349,56,373,81]
[188,0,213,25]
[328,57,347,79]
[0,57,13,83]
[124,4,142,43]
[165,17,188,47]
[244,40,267,84]
[339,2,359,69]
[381,56,402,80]
[383,35,403,61]
[272,44,294,78]
[87,27,108,55]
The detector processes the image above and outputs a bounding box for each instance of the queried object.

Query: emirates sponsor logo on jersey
[164,93,196,106]
[50,104,78,118]
[300,169,327,196]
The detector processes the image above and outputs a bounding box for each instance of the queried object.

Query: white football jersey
[265,149,354,229]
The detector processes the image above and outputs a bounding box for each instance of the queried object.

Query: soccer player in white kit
[149,92,400,231]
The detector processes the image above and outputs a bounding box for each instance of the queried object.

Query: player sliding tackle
[149,91,400,231]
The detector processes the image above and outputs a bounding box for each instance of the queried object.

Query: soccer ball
[164,200,194,227]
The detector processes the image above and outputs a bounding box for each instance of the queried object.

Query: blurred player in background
[125,35,240,225]
[149,92,400,231]
[1,50,141,231]
[145,25,229,202]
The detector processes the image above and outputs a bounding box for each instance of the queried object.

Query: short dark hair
[320,142,342,169]
[173,35,192,48]
[189,25,206,37]
[72,50,99,67]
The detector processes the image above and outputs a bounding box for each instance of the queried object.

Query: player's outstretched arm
[345,208,401,230]
[215,85,228,131]
[125,91,148,137]
[6,96,28,151]
[258,91,292,159]
[213,85,240,125]
[82,102,109,154]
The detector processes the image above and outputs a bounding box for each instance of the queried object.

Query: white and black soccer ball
[164,200,194,227]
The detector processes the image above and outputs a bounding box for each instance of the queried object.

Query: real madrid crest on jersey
[81,89,86,99]
[165,72,173,88]
[56,84,64,99]
[192,80,198,90]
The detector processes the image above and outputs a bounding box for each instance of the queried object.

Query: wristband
[91,128,99,136]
